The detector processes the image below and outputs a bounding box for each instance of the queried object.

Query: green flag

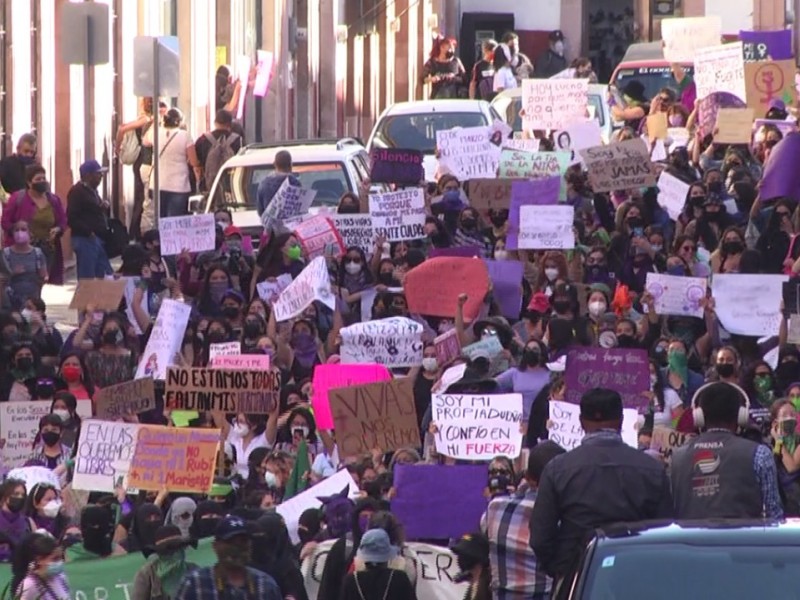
[284,438,310,499]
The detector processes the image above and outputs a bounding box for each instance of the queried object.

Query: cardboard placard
[434,329,462,367]
[293,215,345,259]
[165,367,281,414]
[330,214,375,257]
[159,214,216,256]
[404,257,490,322]
[714,108,755,144]
[72,420,140,492]
[579,138,656,194]
[272,256,336,322]
[368,188,426,242]
[521,79,588,131]
[127,425,220,493]
[693,42,746,102]
[369,148,424,185]
[339,317,424,368]
[311,363,393,429]
[564,348,651,411]
[435,125,502,180]
[328,378,419,457]
[661,16,722,62]
[69,278,126,311]
[744,60,797,113]
[647,113,668,141]
[466,178,520,212]
[650,426,695,462]
[211,354,271,370]
[95,378,156,421]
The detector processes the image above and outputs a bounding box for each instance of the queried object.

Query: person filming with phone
[770,399,800,516]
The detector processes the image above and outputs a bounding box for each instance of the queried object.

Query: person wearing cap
[451,532,491,600]
[533,30,567,79]
[67,159,113,279]
[132,524,198,600]
[485,441,565,600]
[610,80,648,133]
[175,515,281,600]
[671,382,783,520]
[222,224,254,292]
[339,528,417,600]
[530,389,672,587]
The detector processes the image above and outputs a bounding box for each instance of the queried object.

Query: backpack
[118,130,141,165]
[203,132,239,191]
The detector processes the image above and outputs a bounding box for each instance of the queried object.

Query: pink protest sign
[253,50,274,98]
[293,215,345,259]
[434,329,461,366]
[212,354,271,371]
[312,363,392,429]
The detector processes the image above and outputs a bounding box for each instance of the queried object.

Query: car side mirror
[188,194,203,214]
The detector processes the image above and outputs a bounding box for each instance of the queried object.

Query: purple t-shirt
[495,367,550,419]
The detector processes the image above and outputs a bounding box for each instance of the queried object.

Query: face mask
[651,244,663,253]
[494,250,508,261]
[523,349,540,367]
[422,357,438,372]
[32,181,50,194]
[44,561,64,578]
[243,322,261,339]
[716,363,735,378]
[292,425,310,439]
[61,365,81,383]
[7,496,24,513]
[232,423,250,438]
[553,40,565,56]
[209,281,228,304]
[53,409,70,423]
[218,544,251,569]
[668,115,684,127]
[553,300,571,314]
[616,334,636,348]
[461,218,477,230]
[103,329,122,346]
[722,241,744,255]
[754,375,772,394]
[667,265,686,277]
[42,431,61,447]
[588,301,606,318]
[490,215,506,228]
[707,181,723,195]
[221,305,239,320]
[15,357,33,372]
[36,382,55,398]
[42,500,62,518]
[19,155,35,165]
[265,471,279,488]
[207,331,226,344]
[378,272,394,286]
[668,350,688,377]
[286,245,303,261]
[338,204,359,214]
[544,267,559,281]
[345,262,361,275]
[13,231,29,245]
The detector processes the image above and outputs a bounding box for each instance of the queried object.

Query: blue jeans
[72,235,113,279]
[158,191,190,218]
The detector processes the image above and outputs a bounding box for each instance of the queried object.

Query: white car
[367,99,500,181]
[199,138,372,239]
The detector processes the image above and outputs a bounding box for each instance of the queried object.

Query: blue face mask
[667,264,686,277]
[45,561,64,578]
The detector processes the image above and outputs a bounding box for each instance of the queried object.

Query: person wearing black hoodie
[250,513,309,600]
[190,501,225,540]
[122,503,163,554]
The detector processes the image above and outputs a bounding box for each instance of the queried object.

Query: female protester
[252,233,305,294]
[423,217,453,250]
[337,192,361,213]
[2,165,66,284]
[246,297,270,321]
[193,266,235,319]
[132,524,198,600]
[23,298,63,363]
[336,246,375,316]
[57,353,96,402]
[241,313,267,353]
[787,383,800,412]
[0,343,38,402]
[26,414,72,473]
[194,318,234,367]
[711,227,746,274]
[363,511,419,590]
[756,199,797,273]
[675,182,708,238]
[76,311,137,388]
[661,339,704,407]
[411,343,440,437]
[116,503,163,554]
[754,124,783,164]
[0,479,29,563]
[3,220,48,309]
[422,36,465,99]
[453,208,491,256]
[611,80,648,132]
[770,400,800,516]
[268,314,325,382]
[239,447,271,501]
[492,43,517,94]
[189,501,224,539]
[608,202,650,278]
[251,513,309,600]
[24,484,65,541]
[273,406,327,461]
[226,413,271,479]
[50,391,81,449]
[671,235,701,277]
[684,194,734,253]
[710,346,741,385]
[164,497,196,540]
[495,340,550,427]
[585,286,612,341]
[744,361,778,408]
[10,531,70,600]
[339,529,417,600]
[646,359,683,428]
[533,251,569,296]
[67,504,126,561]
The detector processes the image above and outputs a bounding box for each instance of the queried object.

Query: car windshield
[374,112,489,153]
[613,66,695,104]
[581,543,800,600]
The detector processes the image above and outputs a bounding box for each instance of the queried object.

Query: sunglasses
[681,245,696,252]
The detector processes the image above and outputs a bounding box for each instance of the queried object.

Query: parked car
[367,99,500,181]
[609,41,694,103]
[559,519,800,599]
[198,138,371,240]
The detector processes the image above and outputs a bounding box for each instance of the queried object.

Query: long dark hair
[57,352,96,398]
[10,532,58,595]
[277,406,318,445]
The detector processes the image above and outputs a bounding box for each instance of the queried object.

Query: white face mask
[42,500,62,518]
[232,423,250,438]
[344,262,361,275]
[544,267,559,282]
[494,250,508,261]
[588,301,607,318]
[52,409,70,423]
[292,425,310,439]
[554,41,565,56]
[422,357,438,372]
[21,308,32,322]
[265,471,279,487]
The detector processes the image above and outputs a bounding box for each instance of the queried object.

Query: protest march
[2,14,800,600]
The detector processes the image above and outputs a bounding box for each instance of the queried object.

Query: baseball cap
[549,30,565,42]
[451,532,490,562]
[580,388,623,422]
[768,98,786,112]
[224,225,242,238]
[79,159,108,178]
[215,515,250,541]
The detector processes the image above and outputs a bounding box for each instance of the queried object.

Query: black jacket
[67,181,107,238]
[0,155,28,194]
[339,567,417,600]
[530,432,673,578]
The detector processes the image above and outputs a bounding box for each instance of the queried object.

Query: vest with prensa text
[670,430,763,519]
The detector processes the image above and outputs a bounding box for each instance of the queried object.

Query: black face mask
[15,357,33,372]
[704,210,721,222]
[616,334,637,348]
[522,349,540,367]
[221,306,240,320]
[6,496,24,513]
[36,383,55,399]
[32,181,49,194]
[461,218,477,230]
[690,196,706,209]
[490,215,507,228]
[553,300,571,314]
[378,272,395,286]
[488,473,512,495]
[626,216,643,230]
[707,181,723,194]
[456,553,479,574]
[716,363,735,378]
[207,331,226,344]
[243,322,262,339]
[42,431,61,447]
[338,204,359,214]
[103,330,121,346]
[192,516,221,539]
[722,240,744,255]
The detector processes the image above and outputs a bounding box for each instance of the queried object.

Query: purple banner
[369,148,424,185]
[507,176,561,250]
[564,347,650,411]
[392,464,487,540]
[697,92,746,138]
[484,259,524,319]
[760,131,800,203]
[739,30,793,62]
[429,246,481,258]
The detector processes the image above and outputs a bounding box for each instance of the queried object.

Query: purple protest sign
[739,30,793,62]
[429,246,481,258]
[760,132,800,203]
[434,329,461,366]
[392,464,487,540]
[507,176,561,250]
[564,347,650,411]
[697,92,746,138]
[484,259,524,319]
[369,148,424,185]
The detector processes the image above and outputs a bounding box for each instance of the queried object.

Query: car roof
[380,99,491,116]
[222,139,366,169]
[594,519,800,548]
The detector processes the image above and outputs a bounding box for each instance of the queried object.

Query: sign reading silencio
[369,148,424,185]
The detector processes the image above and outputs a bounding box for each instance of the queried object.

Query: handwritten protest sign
[135,299,191,380]
[645,273,707,318]
[252,49,274,97]
[740,29,793,62]
[579,138,655,193]
[693,42,746,101]
[312,363,392,429]
[564,348,650,411]
[714,108,756,144]
[159,214,216,256]
[72,420,140,492]
[272,256,335,322]
[518,205,574,250]
[555,119,603,163]
[650,426,695,462]
[127,426,219,493]
[502,138,540,152]
[712,274,787,336]
[211,354,271,370]
[548,401,638,450]
[661,16,722,62]
[432,393,523,460]
[369,148,424,184]
[69,278,126,311]
[0,401,92,469]
[208,342,241,364]
[368,188,426,241]
[668,127,690,150]
[329,379,418,456]
[256,273,292,305]
[339,317,423,367]
[498,149,570,183]
[436,126,501,180]
[330,214,375,256]
[697,92,747,138]
[462,335,508,376]
[521,79,588,131]
[433,329,461,367]
[656,171,691,221]
[95,378,155,421]
[293,215,345,259]
[261,179,317,229]
[507,176,561,249]
[744,60,797,113]
[646,113,667,141]
[165,367,281,413]
[404,257,490,322]
[484,259,524,319]
[466,178,519,212]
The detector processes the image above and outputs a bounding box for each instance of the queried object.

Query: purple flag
[429,246,481,258]
[697,92,746,138]
[392,464,487,540]
[484,259,524,319]
[760,132,800,203]
[564,347,650,411]
[739,30,793,62]
[507,176,561,250]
